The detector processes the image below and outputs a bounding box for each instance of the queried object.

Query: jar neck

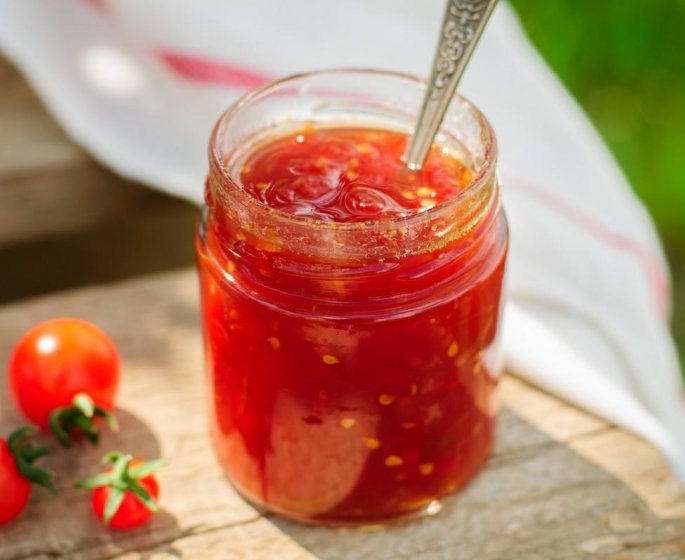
[202,69,501,314]
[206,126,498,263]
[200,171,503,316]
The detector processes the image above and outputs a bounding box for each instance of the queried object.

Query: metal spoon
[404,0,498,170]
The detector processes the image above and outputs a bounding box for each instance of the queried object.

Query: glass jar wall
[196,69,508,525]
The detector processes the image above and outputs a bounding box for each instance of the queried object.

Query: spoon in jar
[403,0,498,171]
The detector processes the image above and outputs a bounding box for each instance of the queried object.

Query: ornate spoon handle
[404,0,498,170]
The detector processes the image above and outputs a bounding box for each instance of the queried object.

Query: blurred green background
[508,0,685,371]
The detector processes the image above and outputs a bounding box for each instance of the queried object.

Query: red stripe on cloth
[158,51,271,89]
[82,0,109,14]
[507,176,670,317]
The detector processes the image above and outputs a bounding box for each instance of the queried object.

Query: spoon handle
[404,0,498,170]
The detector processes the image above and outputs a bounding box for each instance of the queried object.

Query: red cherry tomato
[0,438,31,526]
[91,461,160,530]
[9,318,120,429]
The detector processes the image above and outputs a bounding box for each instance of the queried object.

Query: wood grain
[502,377,685,519]
[0,270,683,560]
[0,54,198,306]
[0,57,192,248]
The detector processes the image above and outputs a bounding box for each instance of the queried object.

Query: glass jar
[196,69,507,525]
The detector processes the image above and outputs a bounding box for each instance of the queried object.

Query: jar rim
[208,68,497,234]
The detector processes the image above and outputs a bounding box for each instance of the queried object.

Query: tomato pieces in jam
[239,127,473,222]
[197,125,507,524]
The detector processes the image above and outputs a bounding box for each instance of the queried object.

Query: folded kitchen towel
[1,0,683,483]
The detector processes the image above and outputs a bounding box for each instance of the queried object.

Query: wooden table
[1,57,684,559]
[0,271,684,560]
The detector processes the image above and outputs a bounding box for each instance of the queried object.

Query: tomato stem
[49,393,118,447]
[76,451,168,526]
[7,427,56,494]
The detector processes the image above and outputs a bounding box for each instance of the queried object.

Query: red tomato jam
[239,128,473,221]
[197,125,507,524]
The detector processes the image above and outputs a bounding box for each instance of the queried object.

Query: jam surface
[198,126,507,524]
[239,127,473,222]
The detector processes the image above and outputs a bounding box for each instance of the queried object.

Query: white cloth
[1,0,683,482]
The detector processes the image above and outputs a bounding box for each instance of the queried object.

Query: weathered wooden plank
[0,272,257,559]
[0,159,173,246]
[0,57,81,178]
[0,56,193,247]
[0,199,197,305]
[571,429,685,520]
[501,376,609,441]
[0,270,683,560]
[503,377,685,519]
[0,54,199,304]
